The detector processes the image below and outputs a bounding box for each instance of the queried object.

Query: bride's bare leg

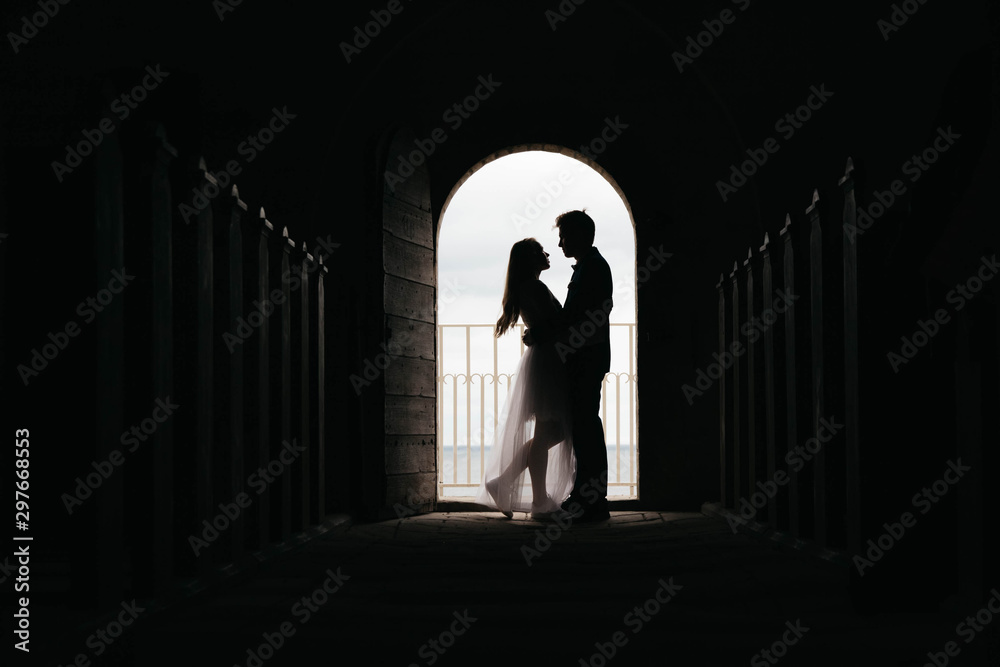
[528,421,563,507]
[495,439,533,485]
[486,440,531,519]
[488,439,535,517]
[490,422,564,511]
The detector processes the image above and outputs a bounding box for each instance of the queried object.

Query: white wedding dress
[474,280,576,515]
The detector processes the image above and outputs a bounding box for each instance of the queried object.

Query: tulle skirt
[474,343,576,514]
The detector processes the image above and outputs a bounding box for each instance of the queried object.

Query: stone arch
[437,144,637,244]
[435,144,642,502]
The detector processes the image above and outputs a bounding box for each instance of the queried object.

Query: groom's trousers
[567,343,610,509]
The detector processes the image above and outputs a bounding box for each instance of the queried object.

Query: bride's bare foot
[486,479,513,519]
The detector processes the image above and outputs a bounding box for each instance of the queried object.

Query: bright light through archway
[436,149,639,501]
[438,150,635,325]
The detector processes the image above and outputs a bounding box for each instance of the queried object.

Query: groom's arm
[547,258,613,348]
[524,319,560,346]
[530,264,610,347]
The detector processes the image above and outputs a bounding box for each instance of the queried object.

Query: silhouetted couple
[475,210,613,522]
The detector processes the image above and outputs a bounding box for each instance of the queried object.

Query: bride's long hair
[495,238,541,338]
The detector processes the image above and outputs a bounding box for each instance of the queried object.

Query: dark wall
[2,0,995,519]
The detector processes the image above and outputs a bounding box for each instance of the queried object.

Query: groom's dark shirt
[532,246,613,354]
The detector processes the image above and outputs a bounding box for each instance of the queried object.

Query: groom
[525,209,613,522]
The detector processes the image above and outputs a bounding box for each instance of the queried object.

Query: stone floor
[44,511,994,666]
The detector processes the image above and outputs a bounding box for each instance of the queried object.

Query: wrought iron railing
[437,323,638,499]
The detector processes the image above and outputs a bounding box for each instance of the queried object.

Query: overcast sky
[438,150,636,329]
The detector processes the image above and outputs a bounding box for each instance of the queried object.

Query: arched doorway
[435,146,639,503]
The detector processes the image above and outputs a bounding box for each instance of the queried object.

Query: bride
[474,238,576,519]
